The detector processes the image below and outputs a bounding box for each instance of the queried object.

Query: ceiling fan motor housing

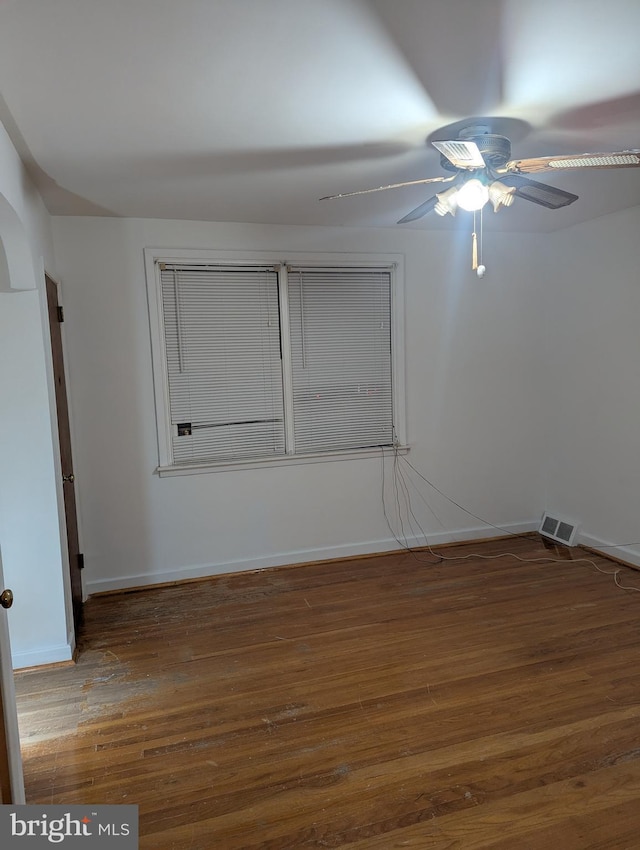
[439,134,512,172]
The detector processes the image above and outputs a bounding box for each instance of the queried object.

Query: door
[45,275,83,640]
[0,546,24,803]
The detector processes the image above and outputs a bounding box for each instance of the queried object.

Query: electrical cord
[398,452,535,541]
[380,446,640,593]
[381,446,443,564]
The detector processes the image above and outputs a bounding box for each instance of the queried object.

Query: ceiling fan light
[456,178,489,212]
[488,180,516,211]
[434,186,459,217]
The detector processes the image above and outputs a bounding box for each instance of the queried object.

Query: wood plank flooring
[14,536,640,849]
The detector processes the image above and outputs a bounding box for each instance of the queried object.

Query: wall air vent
[539,512,579,546]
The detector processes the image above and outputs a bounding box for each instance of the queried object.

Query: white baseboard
[12,643,73,670]
[85,520,539,595]
[578,532,640,569]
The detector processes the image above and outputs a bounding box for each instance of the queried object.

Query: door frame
[0,546,25,803]
[45,275,84,643]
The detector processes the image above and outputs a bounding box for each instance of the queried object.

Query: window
[146,250,404,473]
[160,265,284,464]
[287,268,393,454]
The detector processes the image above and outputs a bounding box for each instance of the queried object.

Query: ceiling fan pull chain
[472,210,478,270]
[477,207,486,278]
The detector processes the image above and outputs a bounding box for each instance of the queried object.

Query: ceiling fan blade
[320,174,455,201]
[432,139,486,169]
[397,196,438,224]
[497,175,578,209]
[500,150,640,175]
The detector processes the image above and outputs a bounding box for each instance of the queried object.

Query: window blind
[287,268,393,453]
[160,266,285,463]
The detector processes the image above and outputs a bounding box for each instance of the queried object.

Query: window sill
[156,445,410,477]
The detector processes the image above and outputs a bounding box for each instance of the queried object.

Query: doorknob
[62,473,75,483]
[0,589,13,609]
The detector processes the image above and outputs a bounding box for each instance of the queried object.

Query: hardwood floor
[14,536,640,849]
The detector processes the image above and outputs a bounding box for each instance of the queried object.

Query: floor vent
[539,512,579,546]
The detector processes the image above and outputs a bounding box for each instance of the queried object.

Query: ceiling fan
[321,124,640,225]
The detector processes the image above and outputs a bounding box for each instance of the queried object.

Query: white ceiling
[0,0,639,232]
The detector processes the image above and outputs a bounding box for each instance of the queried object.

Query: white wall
[0,96,636,665]
[545,205,640,566]
[52,216,548,593]
[0,120,73,667]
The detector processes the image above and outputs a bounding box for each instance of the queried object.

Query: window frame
[144,248,407,476]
